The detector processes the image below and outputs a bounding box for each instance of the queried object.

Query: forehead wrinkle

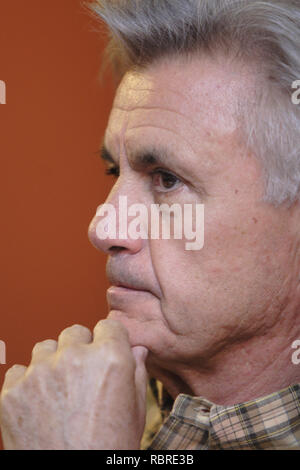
[113,104,199,130]
[107,104,221,172]
[117,76,238,129]
[125,123,198,164]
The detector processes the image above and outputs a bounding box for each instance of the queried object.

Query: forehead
[112,54,250,115]
[104,54,255,170]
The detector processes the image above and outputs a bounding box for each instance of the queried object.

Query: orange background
[0,0,115,449]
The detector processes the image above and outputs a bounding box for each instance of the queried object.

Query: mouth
[107,283,149,293]
[106,284,152,309]
[114,281,148,290]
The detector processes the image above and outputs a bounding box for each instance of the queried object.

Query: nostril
[109,246,126,253]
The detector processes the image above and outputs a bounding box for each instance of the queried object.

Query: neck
[150,310,300,406]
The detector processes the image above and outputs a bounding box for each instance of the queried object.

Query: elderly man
[1,0,300,450]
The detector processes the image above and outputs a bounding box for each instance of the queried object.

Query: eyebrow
[100,145,115,164]
[99,143,209,197]
[99,144,172,171]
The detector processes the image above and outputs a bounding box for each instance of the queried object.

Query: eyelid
[150,168,184,193]
[150,167,179,177]
[104,164,184,190]
[105,164,120,177]
[150,167,184,183]
[104,164,179,178]
[106,167,119,174]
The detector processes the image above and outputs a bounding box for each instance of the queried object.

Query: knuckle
[55,344,85,368]
[110,355,135,377]
[101,342,134,370]
[41,339,56,347]
[32,339,55,353]
[58,324,92,343]
[32,342,42,354]
[98,339,119,356]
[61,324,89,335]
[65,324,81,331]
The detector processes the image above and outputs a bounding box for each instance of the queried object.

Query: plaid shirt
[141,381,300,450]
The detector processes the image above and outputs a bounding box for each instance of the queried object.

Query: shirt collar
[147,382,300,449]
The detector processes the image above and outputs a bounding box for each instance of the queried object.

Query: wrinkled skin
[89,55,300,402]
[0,321,148,450]
[1,54,300,449]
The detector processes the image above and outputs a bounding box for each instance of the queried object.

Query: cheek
[148,217,270,329]
[149,239,211,335]
[149,213,258,295]
[203,201,268,267]
[150,238,198,288]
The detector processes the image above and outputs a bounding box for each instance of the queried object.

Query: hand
[0,319,148,450]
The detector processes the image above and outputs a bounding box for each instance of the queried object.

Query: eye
[105,165,182,193]
[151,169,182,193]
[105,165,120,178]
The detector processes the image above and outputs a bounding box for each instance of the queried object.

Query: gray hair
[89,0,300,207]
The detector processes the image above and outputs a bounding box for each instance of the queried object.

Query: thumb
[132,346,148,421]
[132,346,148,391]
[132,345,148,365]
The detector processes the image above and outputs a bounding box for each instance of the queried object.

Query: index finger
[92,319,130,346]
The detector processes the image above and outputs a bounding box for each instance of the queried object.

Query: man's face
[88,55,297,374]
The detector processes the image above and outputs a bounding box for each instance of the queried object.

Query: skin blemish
[253,217,258,224]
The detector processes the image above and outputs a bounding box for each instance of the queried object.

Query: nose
[88,193,145,255]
